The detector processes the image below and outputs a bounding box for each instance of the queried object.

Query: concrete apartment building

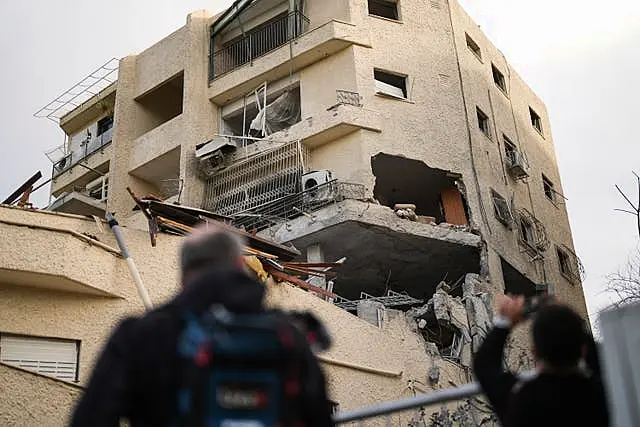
[1,0,587,425]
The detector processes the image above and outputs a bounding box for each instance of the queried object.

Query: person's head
[532,303,587,370]
[179,225,246,285]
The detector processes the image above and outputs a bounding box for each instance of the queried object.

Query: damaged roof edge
[211,0,259,36]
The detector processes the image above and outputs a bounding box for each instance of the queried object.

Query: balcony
[209,19,371,105]
[267,100,382,148]
[52,128,113,178]
[210,11,310,80]
[50,131,112,198]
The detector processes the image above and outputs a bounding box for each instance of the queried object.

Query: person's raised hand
[497,294,526,326]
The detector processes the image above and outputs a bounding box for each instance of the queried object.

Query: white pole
[106,213,153,310]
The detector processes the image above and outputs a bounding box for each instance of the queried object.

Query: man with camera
[473,295,609,427]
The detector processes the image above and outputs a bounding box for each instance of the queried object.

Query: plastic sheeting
[249,90,301,136]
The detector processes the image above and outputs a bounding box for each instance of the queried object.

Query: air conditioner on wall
[507,150,529,180]
[302,170,335,205]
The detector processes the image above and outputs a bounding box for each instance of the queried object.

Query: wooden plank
[3,171,42,205]
[266,267,337,299]
[441,187,468,226]
[281,262,344,268]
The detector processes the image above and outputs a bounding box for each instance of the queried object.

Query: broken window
[529,107,543,134]
[542,174,555,202]
[492,64,507,93]
[86,175,108,202]
[368,0,399,20]
[371,153,469,225]
[374,69,408,99]
[556,246,582,283]
[501,257,538,297]
[504,136,516,163]
[222,86,301,141]
[519,216,535,247]
[97,115,114,136]
[466,33,481,60]
[134,72,184,138]
[476,107,491,138]
[491,189,513,226]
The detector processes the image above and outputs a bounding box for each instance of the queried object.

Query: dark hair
[532,304,586,369]
[180,228,245,277]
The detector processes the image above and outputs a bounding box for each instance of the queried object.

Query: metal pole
[333,371,535,424]
[106,212,153,310]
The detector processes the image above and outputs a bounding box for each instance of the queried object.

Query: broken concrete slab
[463,273,494,352]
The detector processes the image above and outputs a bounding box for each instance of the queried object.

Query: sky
[1,0,638,325]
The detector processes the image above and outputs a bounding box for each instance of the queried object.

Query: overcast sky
[1,0,638,324]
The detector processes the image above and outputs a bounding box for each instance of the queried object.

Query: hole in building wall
[371,153,470,226]
[500,257,539,297]
[134,72,184,138]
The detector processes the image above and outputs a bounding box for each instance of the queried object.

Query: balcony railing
[231,180,366,232]
[52,128,113,177]
[210,11,310,80]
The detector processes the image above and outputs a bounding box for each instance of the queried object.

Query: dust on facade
[0,0,588,425]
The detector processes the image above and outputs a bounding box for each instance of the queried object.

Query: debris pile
[126,188,342,300]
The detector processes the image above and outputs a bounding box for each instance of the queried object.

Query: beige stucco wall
[0,363,82,427]
[0,206,477,425]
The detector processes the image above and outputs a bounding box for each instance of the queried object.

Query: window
[492,64,507,93]
[529,107,543,134]
[0,333,79,382]
[477,107,491,138]
[542,174,555,201]
[374,69,408,99]
[96,115,114,136]
[556,246,580,283]
[519,216,535,247]
[504,135,516,163]
[491,189,513,225]
[368,0,399,20]
[466,34,481,60]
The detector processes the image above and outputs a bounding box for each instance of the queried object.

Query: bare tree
[604,248,640,308]
[606,173,640,308]
[615,171,640,238]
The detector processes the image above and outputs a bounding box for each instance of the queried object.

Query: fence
[52,128,113,177]
[210,11,310,79]
[232,180,366,232]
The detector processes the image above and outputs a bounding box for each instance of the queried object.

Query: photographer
[473,295,609,427]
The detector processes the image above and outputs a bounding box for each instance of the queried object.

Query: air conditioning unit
[506,150,529,180]
[196,136,238,179]
[302,170,335,205]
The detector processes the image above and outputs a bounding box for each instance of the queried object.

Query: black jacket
[473,326,609,427]
[70,268,333,427]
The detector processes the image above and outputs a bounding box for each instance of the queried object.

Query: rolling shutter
[0,334,78,381]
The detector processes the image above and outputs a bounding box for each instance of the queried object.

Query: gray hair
[180,225,246,277]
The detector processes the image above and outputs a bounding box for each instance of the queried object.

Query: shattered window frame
[518,216,536,249]
[465,33,482,61]
[374,68,408,99]
[492,63,507,94]
[556,245,580,284]
[476,107,491,139]
[503,135,517,165]
[491,189,513,226]
[542,174,556,202]
[529,107,543,135]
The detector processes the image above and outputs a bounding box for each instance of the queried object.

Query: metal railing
[232,180,366,232]
[52,128,113,177]
[210,11,310,80]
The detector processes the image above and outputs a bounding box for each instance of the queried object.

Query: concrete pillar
[357,300,385,328]
[306,243,326,290]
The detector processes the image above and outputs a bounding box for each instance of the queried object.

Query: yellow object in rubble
[244,255,268,282]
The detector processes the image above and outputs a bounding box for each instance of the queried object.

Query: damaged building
[1,0,588,425]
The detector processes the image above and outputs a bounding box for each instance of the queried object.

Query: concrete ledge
[0,220,122,297]
[129,114,184,173]
[209,20,371,105]
[263,199,481,247]
[266,104,382,148]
